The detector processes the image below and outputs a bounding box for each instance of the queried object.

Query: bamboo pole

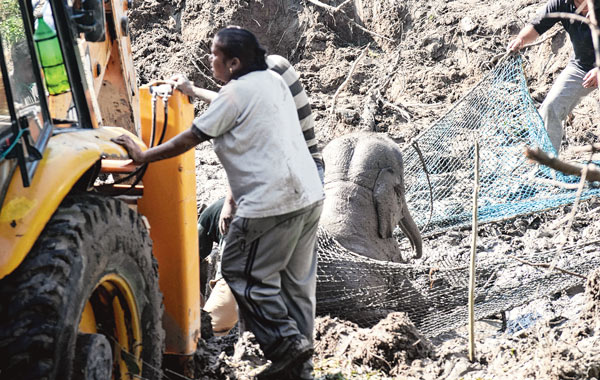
[468,138,480,362]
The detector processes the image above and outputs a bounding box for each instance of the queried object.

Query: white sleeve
[192,86,239,138]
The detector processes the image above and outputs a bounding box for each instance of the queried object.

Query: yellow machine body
[0,128,142,279]
[137,88,200,355]
[0,0,201,372]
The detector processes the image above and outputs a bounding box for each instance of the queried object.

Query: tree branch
[330,43,370,116]
[508,255,587,279]
[524,147,600,182]
[304,0,394,42]
[305,0,340,13]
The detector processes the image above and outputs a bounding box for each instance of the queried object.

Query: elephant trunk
[398,211,423,259]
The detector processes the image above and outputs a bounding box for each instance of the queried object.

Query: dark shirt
[531,0,600,71]
[198,197,224,259]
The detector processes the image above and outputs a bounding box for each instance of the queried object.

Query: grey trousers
[539,62,596,152]
[221,201,323,358]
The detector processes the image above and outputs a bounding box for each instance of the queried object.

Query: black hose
[112,91,169,195]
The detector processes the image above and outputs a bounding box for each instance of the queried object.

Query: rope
[410,140,433,234]
[107,335,193,380]
[0,128,25,161]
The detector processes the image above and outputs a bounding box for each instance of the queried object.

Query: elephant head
[320,132,422,262]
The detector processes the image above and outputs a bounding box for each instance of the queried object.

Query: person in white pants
[508,0,599,153]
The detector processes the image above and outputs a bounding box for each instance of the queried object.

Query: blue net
[401,53,600,234]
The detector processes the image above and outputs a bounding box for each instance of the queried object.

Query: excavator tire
[0,194,164,380]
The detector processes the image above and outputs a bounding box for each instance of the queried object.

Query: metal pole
[468,137,480,362]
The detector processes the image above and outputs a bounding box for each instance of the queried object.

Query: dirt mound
[314,313,432,376]
[129,0,599,207]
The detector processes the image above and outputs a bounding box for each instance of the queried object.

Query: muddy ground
[129,0,600,378]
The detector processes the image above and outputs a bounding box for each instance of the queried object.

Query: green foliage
[0,0,25,45]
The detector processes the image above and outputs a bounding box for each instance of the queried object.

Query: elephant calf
[320,132,422,262]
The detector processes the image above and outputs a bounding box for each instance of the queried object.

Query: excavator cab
[0,0,200,379]
[0,12,49,190]
[0,0,106,191]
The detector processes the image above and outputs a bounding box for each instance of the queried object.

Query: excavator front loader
[0,0,200,378]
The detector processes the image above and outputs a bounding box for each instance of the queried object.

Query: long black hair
[214,26,267,79]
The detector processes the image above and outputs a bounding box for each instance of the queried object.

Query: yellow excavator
[0,0,201,378]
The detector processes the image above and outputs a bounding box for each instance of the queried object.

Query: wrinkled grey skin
[321,132,423,262]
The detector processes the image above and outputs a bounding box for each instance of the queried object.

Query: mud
[128,0,600,378]
[190,201,600,379]
[314,313,433,375]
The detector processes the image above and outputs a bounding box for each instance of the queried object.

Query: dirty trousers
[221,201,322,358]
[539,62,596,152]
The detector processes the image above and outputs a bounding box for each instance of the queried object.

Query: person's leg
[280,203,322,379]
[198,224,214,260]
[221,211,303,350]
[220,203,321,377]
[280,203,321,340]
[539,63,595,153]
[198,197,225,259]
[198,198,225,300]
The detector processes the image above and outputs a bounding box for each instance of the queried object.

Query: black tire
[0,194,164,380]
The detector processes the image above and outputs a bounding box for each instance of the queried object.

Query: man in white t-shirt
[113,27,323,380]
[190,67,323,380]
[178,53,324,379]
[191,69,322,217]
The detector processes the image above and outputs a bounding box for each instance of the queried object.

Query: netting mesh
[316,228,600,338]
[401,53,600,233]
[315,54,600,338]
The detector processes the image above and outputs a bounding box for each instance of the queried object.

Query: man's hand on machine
[170,74,196,97]
[170,74,218,103]
[111,134,146,165]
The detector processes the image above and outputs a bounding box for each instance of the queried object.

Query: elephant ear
[373,167,401,239]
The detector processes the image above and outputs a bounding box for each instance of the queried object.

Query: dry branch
[349,20,395,42]
[549,162,588,272]
[508,255,587,279]
[190,51,220,88]
[305,0,394,42]
[523,29,562,49]
[330,43,370,117]
[305,0,348,13]
[383,101,411,122]
[574,142,600,154]
[524,147,600,182]
[468,138,480,363]
[359,94,378,131]
[549,148,594,273]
